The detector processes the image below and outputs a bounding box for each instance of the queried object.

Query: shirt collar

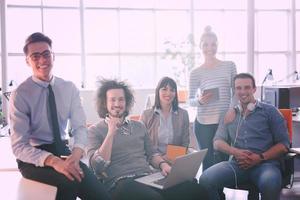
[255,100,263,109]
[31,75,55,88]
[154,107,178,115]
[123,117,130,124]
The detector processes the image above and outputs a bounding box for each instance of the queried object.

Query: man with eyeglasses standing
[9,32,110,200]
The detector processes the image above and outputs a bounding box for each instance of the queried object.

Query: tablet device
[202,88,219,102]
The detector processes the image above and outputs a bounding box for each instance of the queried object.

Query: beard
[108,110,125,118]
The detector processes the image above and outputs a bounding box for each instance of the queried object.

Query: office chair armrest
[280,153,295,189]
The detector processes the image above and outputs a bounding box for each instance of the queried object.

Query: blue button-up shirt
[214,101,290,154]
[9,76,87,167]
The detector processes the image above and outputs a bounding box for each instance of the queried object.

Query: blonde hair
[200,26,218,46]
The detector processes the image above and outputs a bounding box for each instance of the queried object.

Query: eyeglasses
[28,50,53,62]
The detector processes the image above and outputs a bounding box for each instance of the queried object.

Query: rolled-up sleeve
[269,108,290,149]
[87,125,109,176]
[89,150,111,176]
[214,113,230,143]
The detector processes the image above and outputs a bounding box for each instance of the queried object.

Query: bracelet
[158,161,167,170]
[259,153,265,161]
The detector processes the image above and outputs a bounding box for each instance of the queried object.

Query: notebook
[166,144,187,163]
[134,149,207,190]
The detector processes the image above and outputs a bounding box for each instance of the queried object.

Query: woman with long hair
[141,77,190,161]
[189,26,237,171]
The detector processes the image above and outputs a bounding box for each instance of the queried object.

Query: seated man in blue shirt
[9,32,110,200]
[199,73,290,200]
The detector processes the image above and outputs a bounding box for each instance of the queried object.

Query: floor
[1,135,300,200]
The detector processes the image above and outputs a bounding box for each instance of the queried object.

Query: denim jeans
[199,160,282,200]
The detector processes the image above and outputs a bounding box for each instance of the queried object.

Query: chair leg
[248,189,259,200]
[218,188,225,200]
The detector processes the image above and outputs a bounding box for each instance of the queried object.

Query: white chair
[17,177,57,200]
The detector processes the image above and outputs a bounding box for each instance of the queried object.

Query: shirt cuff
[39,151,53,167]
[90,150,111,177]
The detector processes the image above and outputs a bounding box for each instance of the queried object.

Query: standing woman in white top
[189,26,237,171]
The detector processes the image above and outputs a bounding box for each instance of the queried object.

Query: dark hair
[233,73,256,89]
[153,77,178,111]
[23,32,52,55]
[96,79,135,118]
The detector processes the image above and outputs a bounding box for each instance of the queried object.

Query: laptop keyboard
[153,177,167,186]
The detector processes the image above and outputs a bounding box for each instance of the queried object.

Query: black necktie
[48,84,65,156]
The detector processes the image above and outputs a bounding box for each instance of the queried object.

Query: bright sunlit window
[1,0,299,90]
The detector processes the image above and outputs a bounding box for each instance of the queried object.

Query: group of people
[8,26,290,200]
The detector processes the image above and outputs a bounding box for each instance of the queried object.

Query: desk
[293,112,300,122]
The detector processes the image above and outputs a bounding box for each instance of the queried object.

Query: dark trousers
[17,143,111,200]
[110,178,208,200]
[194,119,219,171]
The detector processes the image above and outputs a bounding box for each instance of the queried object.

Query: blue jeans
[199,160,282,200]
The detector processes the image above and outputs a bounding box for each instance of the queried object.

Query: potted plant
[161,33,197,89]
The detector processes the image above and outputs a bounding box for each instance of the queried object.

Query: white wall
[80,90,99,124]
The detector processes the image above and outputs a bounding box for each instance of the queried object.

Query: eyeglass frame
[27,50,54,62]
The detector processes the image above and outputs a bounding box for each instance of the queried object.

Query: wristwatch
[259,153,265,161]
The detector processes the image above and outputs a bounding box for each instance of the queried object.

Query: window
[255,0,291,9]
[7,8,42,53]
[297,2,300,76]
[85,56,119,88]
[119,11,155,53]
[44,9,81,53]
[255,12,288,52]
[254,0,291,83]
[194,0,246,10]
[297,12,300,51]
[84,10,119,53]
[2,0,299,91]
[52,56,81,88]
[256,54,287,85]
[7,56,31,87]
[120,55,155,88]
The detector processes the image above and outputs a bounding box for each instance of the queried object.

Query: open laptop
[134,149,207,190]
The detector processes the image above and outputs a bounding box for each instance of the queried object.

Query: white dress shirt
[9,76,87,167]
